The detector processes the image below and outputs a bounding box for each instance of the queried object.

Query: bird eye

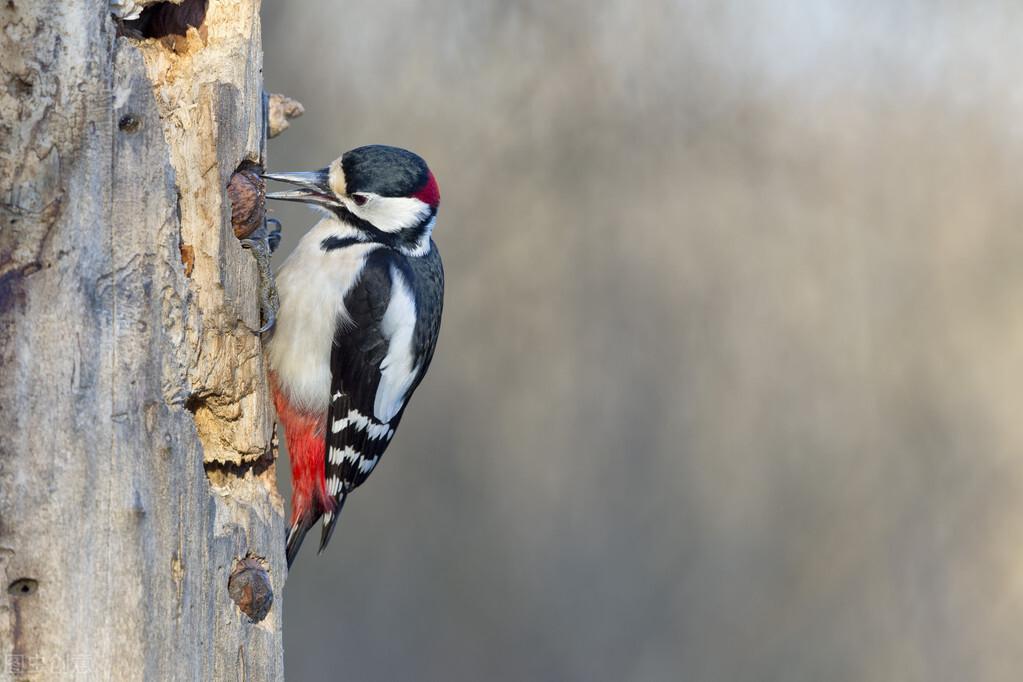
[351,193,369,206]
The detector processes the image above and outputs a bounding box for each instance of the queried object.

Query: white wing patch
[374,267,421,423]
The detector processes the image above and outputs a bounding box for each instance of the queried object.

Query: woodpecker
[263,145,443,567]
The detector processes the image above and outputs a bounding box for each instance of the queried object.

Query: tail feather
[319,493,348,554]
[286,512,317,568]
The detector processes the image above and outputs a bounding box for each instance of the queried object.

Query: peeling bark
[0,1,284,679]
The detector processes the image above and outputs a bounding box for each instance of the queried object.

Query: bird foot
[241,218,282,334]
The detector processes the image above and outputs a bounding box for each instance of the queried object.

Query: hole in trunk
[8,579,38,596]
[119,0,208,40]
[203,453,274,489]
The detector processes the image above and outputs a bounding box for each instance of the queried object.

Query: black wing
[319,245,444,550]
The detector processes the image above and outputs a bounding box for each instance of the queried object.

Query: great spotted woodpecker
[263,145,443,567]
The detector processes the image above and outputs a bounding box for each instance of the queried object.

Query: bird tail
[319,493,348,555]
[286,512,317,568]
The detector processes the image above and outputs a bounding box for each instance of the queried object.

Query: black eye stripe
[328,203,436,252]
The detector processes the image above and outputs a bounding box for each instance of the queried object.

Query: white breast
[266,217,379,413]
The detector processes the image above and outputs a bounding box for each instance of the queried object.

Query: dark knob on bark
[228,164,266,240]
[228,557,272,622]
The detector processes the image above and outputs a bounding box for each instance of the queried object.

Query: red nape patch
[412,170,440,207]
[270,374,334,525]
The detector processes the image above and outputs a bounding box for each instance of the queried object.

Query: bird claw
[241,218,282,335]
[256,314,276,335]
[266,218,282,253]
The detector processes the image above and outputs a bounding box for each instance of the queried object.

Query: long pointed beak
[262,169,339,207]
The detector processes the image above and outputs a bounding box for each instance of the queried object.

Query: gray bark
[0,1,285,680]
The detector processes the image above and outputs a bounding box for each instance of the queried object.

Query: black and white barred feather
[318,245,444,550]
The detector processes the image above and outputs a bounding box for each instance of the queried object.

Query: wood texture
[0,1,284,679]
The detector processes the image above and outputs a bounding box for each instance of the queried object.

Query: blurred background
[262,2,1023,680]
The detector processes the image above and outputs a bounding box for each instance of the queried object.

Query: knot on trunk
[228,163,266,239]
[228,556,273,622]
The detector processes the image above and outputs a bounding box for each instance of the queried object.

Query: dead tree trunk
[0,1,285,679]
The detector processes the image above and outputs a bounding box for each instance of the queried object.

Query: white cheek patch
[354,196,431,233]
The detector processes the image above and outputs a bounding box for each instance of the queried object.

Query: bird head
[263,145,440,255]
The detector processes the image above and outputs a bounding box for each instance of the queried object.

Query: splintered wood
[0,1,285,678]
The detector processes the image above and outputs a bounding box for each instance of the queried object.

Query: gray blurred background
[262,2,1023,680]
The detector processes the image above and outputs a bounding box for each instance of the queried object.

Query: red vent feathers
[270,373,334,524]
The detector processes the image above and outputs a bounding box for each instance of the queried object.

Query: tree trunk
[0,1,285,679]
